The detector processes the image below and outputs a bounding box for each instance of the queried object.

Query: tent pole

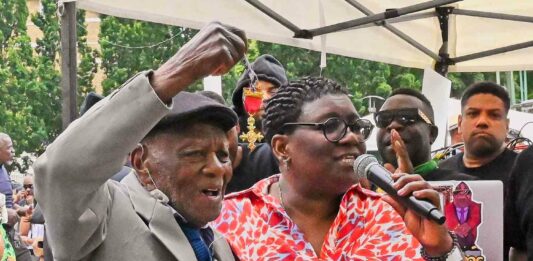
[525,72,528,100]
[520,71,524,102]
[345,0,440,61]
[451,40,533,64]
[298,0,461,38]
[434,7,454,76]
[453,9,533,23]
[244,0,302,34]
[339,12,436,30]
[506,72,516,105]
[59,1,78,130]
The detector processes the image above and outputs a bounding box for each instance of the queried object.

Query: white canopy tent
[69,0,533,73]
[58,0,533,127]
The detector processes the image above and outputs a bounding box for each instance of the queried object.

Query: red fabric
[213,175,423,260]
[445,201,481,239]
[243,90,263,114]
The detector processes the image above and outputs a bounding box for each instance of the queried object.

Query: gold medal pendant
[240,87,264,150]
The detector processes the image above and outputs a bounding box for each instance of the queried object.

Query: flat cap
[156,92,238,132]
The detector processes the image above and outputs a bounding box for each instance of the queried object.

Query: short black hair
[263,76,348,143]
[461,82,510,113]
[388,88,434,123]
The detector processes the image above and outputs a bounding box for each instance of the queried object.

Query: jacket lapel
[211,230,235,261]
[121,173,197,260]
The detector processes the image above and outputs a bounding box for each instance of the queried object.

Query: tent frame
[245,0,533,75]
[60,0,533,126]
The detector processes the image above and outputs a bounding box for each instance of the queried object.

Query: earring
[283,157,291,172]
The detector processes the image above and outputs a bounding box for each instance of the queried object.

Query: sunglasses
[374,108,433,128]
[453,190,471,196]
[23,184,33,190]
[282,117,374,143]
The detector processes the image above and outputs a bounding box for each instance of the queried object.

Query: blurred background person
[376,88,475,181]
[506,146,533,260]
[0,133,14,209]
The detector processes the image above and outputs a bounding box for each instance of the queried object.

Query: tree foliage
[98,17,198,94]
[98,17,525,116]
[0,0,60,160]
[0,0,95,174]
[0,0,28,52]
[76,10,99,105]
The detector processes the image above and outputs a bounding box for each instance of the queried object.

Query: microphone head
[353,154,379,179]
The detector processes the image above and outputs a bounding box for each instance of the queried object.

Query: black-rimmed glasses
[374,108,433,128]
[282,118,374,143]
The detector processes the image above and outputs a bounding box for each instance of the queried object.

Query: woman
[214,77,460,260]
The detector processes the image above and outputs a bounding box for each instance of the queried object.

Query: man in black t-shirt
[438,82,517,260]
[376,88,475,181]
[439,82,516,185]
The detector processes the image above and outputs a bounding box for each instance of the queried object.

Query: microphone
[354,154,445,225]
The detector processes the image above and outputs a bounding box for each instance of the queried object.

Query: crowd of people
[0,133,40,260]
[0,21,531,260]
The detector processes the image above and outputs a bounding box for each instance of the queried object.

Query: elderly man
[34,22,246,260]
[0,133,14,208]
[376,88,475,181]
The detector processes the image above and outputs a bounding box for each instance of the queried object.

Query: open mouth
[202,188,221,198]
[340,154,358,165]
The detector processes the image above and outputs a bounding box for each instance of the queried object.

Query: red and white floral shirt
[213,175,423,260]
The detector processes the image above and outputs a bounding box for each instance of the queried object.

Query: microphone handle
[367,165,446,225]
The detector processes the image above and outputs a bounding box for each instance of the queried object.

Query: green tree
[98,17,198,95]
[97,17,501,114]
[77,10,99,105]
[0,0,27,52]
[0,0,62,174]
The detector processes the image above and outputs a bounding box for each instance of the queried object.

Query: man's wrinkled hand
[151,21,247,103]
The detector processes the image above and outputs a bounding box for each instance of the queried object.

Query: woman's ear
[271,134,289,162]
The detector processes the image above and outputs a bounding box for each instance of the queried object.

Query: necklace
[278,180,286,210]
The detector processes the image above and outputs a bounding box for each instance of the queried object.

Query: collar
[414,160,438,175]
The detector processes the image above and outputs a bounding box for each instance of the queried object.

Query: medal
[239,57,264,150]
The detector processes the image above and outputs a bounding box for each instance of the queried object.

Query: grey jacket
[34,72,235,261]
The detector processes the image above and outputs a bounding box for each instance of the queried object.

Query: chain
[242,56,258,91]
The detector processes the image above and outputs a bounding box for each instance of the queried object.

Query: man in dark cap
[232,54,288,139]
[34,22,246,260]
[226,55,287,193]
